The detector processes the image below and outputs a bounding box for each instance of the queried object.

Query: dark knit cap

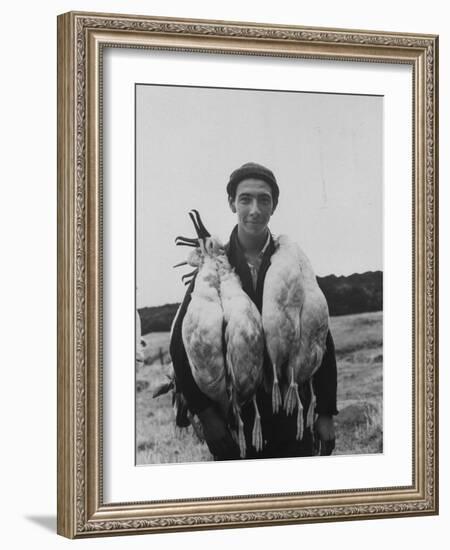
[227,162,279,207]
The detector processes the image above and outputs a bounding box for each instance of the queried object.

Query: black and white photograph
[135,84,383,465]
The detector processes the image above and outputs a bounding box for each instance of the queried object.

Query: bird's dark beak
[189,209,211,239]
[175,235,198,247]
[173,260,188,268]
[175,210,210,248]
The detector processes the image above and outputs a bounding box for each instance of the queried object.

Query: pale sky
[136,85,382,308]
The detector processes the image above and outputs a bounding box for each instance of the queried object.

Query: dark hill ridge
[317,271,383,317]
[139,303,181,335]
[138,270,382,335]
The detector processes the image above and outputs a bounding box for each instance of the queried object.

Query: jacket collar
[225,225,276,311]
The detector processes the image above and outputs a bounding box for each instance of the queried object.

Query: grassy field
[136,310,382,464]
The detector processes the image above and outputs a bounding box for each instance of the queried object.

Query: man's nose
[249,200,260,215]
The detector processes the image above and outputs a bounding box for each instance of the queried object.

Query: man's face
[229,178,275,237]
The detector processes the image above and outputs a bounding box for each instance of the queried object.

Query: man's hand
[197,406,240,460]
[314,414,336,456]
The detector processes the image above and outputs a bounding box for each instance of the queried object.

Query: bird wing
[224,298,264,404]
[272,236,329,383]
[182,295,228,410]
[263,237,304,384]
[297,267,329,382]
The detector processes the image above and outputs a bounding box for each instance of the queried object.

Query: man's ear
[228,195,237,213]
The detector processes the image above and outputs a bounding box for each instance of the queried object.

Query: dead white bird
[262,235,329,440]
[262,236,304,416]
[217,253,265,458]
[176,212,229,418]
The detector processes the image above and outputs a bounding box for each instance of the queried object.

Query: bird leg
[306,378,316,430]
[284,367,304,441]
[226,353,246,458]
[271,363,282,414]
[233,402,246,459]
[252,396,263,453]
[284,367,298,415]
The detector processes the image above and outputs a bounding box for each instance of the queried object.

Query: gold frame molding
[57,11,439,539]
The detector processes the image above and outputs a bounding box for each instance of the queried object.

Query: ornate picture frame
[57,11,438,538]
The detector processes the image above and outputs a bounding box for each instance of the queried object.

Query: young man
[170,162,338,460]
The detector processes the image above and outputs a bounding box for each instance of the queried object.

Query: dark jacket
[170,226,338,458]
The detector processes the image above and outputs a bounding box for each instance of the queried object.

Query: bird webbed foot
[306,381,317,430]
[252,397,263,453]
[284,382,304,440]
[236,413,246,459]
[284,381,299,416]
[272,379,282,414]
[296,404,304,441]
